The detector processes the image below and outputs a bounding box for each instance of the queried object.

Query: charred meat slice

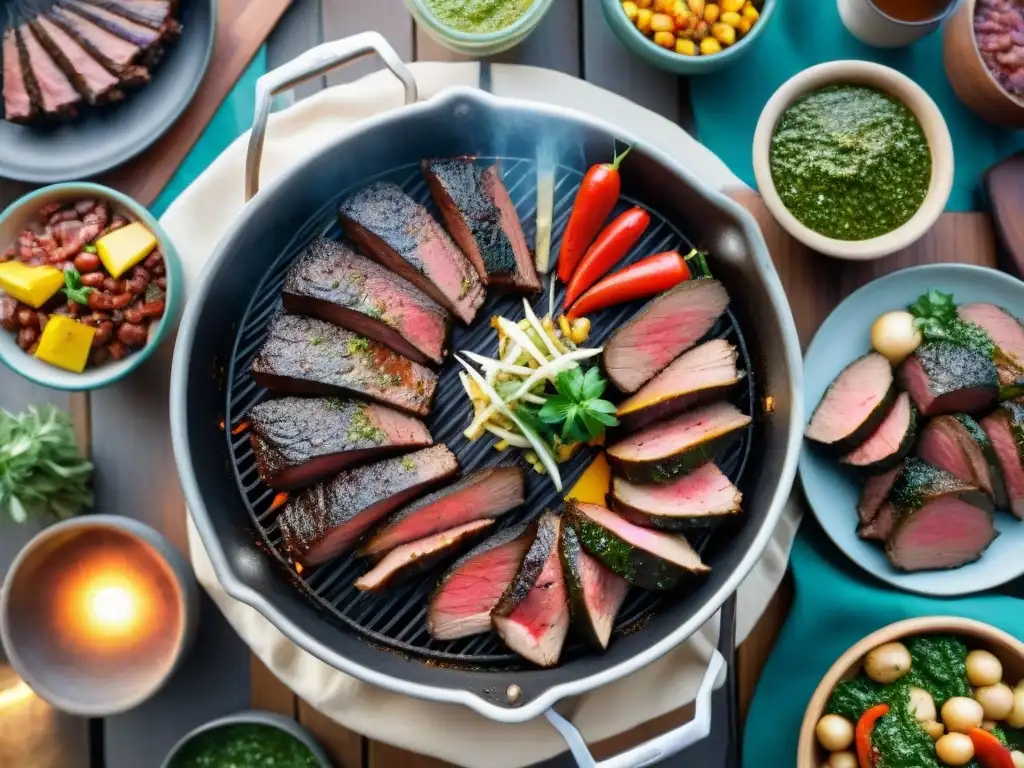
[958,303,1024,369]
[840,392,917,472]
[17,25,79,119]
[603,278,730,393]
[47,7,150,83]
[559,522,629,650]
[358,466,524,560]
[278,444,458,566]
[354,518,494,592]
[566,501,709,590]
[423,158,541,294]
[30,17,122,105]
[916,414,1007,508]
[607,401,752,485]
[981,402,1024,519]
[251,314,438,417]
[427,522,535,641]
[492,511,570,667]
[805,353,895,454]
[249,396,432,491]
[858,502,895,542]
[898,342,998,417]
[616,339,743,432]
[338,181,485,324]
[282,237,449,366]
[884,458,996,572]
[3,27,35,122]
[858,462,903,526]
[609,462,741,530]
[60,0,163,49]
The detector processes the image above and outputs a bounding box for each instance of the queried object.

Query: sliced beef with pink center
[898,342,998,417]
[17,25,79,119]
[47,7,150,85]
[358,466,525,560]
[30,16,122,105]
[805,353,895,454]
[858,502,895,542]
[492,512,570,667]
[61,0,164,50]
[981,402,1024,519]
[616,339,743,432]
[3,28,35,121]
[282,237,450,366]
[916,414,1007,507]
[339,181,485,324]
[278,444,458,566]
[858,463,903,525]
[883,458,996,572]
[841,392,917,471]
[959,302,1024,369]
[609,462,741,530]
[354,518,495,592]
[559,522,629,650]
[602,278,730,393]
[427,522,535,641]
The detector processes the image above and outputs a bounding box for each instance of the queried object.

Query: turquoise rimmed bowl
[406,0,557,56]
[598,0,777,74]
[0,183,183,391]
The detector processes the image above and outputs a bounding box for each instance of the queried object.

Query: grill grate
[223,157,756,668]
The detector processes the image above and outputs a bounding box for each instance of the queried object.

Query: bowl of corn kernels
[599,0,776,74]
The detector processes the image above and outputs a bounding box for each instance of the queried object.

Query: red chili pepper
[567,250,691,319]
[563,207,650,308]
[557,146,632,283]
[855,704,889,768]
[969,727,1016,768]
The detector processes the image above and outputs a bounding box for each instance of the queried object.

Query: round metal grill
[223,156,756,668]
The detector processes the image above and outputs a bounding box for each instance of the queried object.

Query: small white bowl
[752,60,954,261]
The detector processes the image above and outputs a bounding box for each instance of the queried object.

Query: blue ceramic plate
[800,263,1024,596]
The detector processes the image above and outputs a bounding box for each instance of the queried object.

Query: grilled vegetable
[567,249,700,320]
[562,207,650,308]
[805,353,896,454]
[840,392,918,472]
[559,521,629,649]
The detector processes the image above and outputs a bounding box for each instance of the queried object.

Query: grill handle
[544,649,726,768]
[244,32,418,200]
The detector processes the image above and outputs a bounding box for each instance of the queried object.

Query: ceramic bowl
[798,617,1024,768]
[406,0,557,56]
[944,0,1024,129]
[598,0,777,75]
[161,710,332,768]
[752,60,954,261]
[0,182,183,391]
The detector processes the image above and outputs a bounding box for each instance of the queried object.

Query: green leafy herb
[400,456,415,471]
[909,289,994,358]
[145,283,164,304]
[81,244,97,254]
[684,248,712,278]
[538,366,618,444]
[0,405,93,524]
[62,268,94,306]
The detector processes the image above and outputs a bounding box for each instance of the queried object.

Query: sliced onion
[461,350,534,376]
[496,317,548,367]
[483,423,531,448]
[523,299,561,359]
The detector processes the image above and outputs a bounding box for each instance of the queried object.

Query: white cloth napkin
[166,61,801,768]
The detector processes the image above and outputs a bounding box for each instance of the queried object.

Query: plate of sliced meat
[0,0,214,182]
[800,263,1024,595]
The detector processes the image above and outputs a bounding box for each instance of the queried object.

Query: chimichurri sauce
[424,0,535,34]
[769,85,932,241]
[169,724,319,768]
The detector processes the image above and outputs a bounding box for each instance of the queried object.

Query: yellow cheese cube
[0,262,65,308]
[34,316,96,373]
[96,222,157,279]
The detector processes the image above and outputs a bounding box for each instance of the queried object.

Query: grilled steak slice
[566,501,709,590]
[917,414,1007,508]
[30,16,121,105]
[603,278,730,393]
[981,402,1024,519]
[607,401,752,485]
[423,158,541,294]
[339,181,485,324]
[354,519,494,592]
[898,342,998,417]
[858,502,895,542]
[806,353,896,454]
[609,462,741,530]
[884,458,996,572]
[47,7,150,83]
[958,303,1024,369]
[616,339,743,432]
[840,392,918,472]
[3,27,35,122]
[858,462,903,525]
[427,522,534,641]
[17,25,79,119]
[278,444,458,566]
[77,0,180,35]
[249,396,432,491]
[559,522,629,650]
[251,314,438,417]
[60,0,164,49]
[492,511,570,667]
[358,466,524,560]
[282,237,449,366]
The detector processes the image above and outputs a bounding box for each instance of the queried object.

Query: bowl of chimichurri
[408,0,557,56]
[161,710,332,768]
[798,617,1024,768]
[752,61,954,261]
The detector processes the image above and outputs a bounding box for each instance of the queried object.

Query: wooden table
[0,1,1009,766]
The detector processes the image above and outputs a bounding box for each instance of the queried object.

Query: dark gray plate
[0,0,215,183]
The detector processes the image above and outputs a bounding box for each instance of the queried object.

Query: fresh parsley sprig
[537,366,618,443]
[908,289,994,358]
[62,267,93,306]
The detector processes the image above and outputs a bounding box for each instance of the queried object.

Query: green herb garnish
[538,366,618,443]
[400,456,415,471]
[0,405,93,523]
[145,283,164,304]
[909,289,994,357]
[81,244,97,254]
[62,268,93,306]
[346,336,370,356]
[309,336,325,346]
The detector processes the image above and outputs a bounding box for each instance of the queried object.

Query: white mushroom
[1008,687,1024,729]
[936,733,975,766]
[815,714,854,752]
[922,720,945,741]
[941,697,985,734]
[908,686,937,722]
[827,751,858,768]
[966,650,1003,687]
[870,311,922,364]
[864,642,912,684]
[976,683,1015,721]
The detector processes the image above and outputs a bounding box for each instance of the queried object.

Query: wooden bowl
[797,617,1024,768]
[943,0,1024,128]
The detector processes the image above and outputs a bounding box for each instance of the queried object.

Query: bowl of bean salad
[0,183,182,390]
